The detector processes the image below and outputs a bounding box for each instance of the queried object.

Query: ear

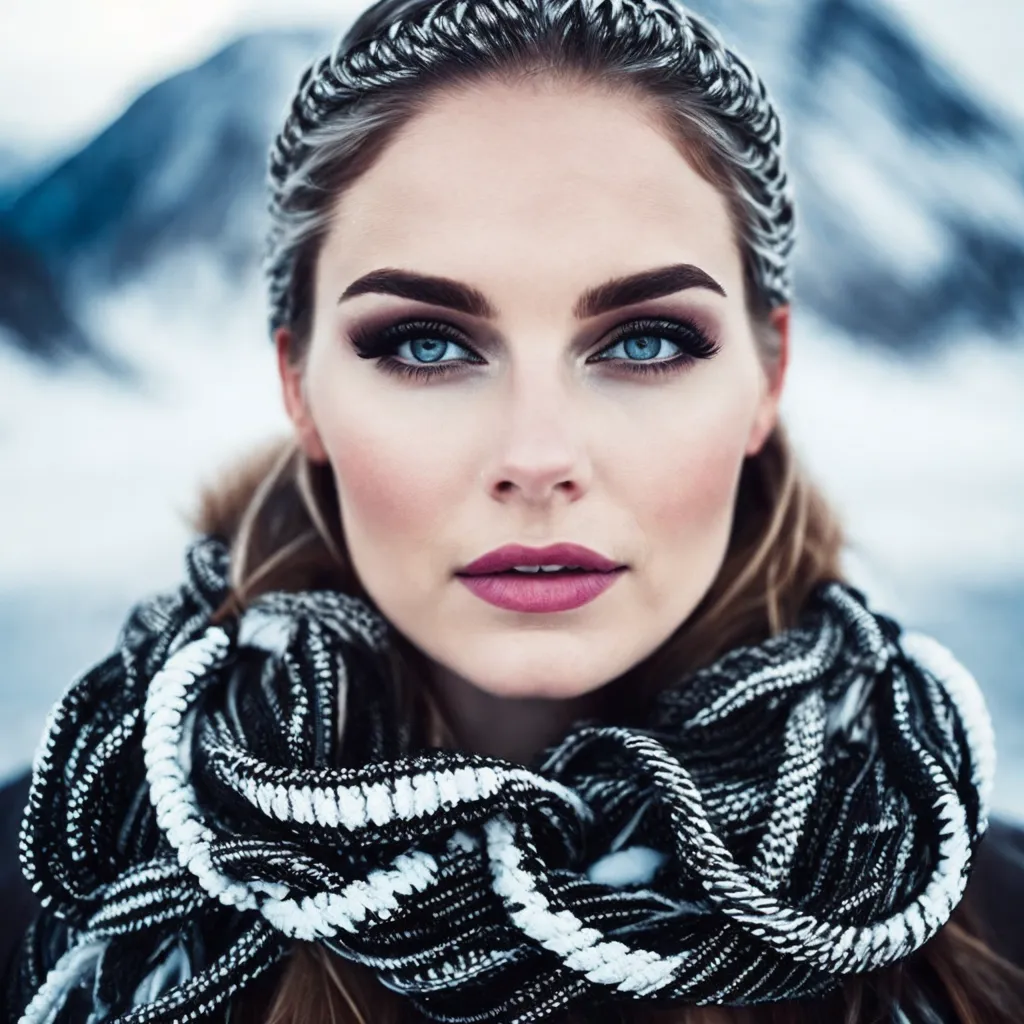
[745,304,790,457]
[275,326,329,464]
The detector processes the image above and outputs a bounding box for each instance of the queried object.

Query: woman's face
[278,77,788,712]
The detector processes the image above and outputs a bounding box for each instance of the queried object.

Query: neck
[427,666,607,766]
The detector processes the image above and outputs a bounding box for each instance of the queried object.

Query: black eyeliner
[347,318,473,359]
[345,313,721,382]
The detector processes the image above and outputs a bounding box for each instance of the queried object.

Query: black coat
[2,769,1023,1017]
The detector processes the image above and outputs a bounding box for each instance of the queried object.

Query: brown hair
[191,0,1024,1019]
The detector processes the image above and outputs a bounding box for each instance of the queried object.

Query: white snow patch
[0,255,289,593]
[783,310,1024,596]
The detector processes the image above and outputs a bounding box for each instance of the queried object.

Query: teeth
[509,565,583,573]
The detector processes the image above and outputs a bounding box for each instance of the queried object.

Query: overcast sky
[1,0,1023,160]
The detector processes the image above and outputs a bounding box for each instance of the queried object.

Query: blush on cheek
[623,342,763,545]
[332,436,417,533]
[641,420,750,533]
[629,414,751,616]
[328,425,463,563]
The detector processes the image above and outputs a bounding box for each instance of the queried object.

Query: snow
[882,0,1024,128]
[800,49,1024,256]
[782,311,1024,597]
[0,249,289,593]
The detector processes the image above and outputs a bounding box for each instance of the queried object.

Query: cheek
[634,390,752,525]
[621,373,757,589]
[303,341,447,546]
[309,381,465,582]
[652,428,746,529]
[332,436,456,543]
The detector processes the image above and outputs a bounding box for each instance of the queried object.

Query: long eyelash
[347,316,721,382]
[348,319,478,382]
[596,318,721,376]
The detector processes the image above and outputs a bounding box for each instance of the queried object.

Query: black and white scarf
[4,535,995,1024]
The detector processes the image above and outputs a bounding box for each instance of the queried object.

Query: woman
[3,0,1024,1021]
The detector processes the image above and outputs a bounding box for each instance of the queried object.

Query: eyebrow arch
[337,262,727,320]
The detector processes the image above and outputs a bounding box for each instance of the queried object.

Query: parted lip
[455,543,625,576]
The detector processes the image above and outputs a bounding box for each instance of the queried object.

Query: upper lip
[456,543,626,576]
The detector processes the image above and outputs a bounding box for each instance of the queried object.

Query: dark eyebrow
[337,263,727,319]
[575,263,727,318]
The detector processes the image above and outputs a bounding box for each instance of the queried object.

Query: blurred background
[1,1,1021,816]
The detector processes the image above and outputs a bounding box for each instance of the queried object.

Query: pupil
[624,337,658,360]
[412,339,446,362]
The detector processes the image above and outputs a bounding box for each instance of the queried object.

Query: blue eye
[400,337,471,365]
[592,334,681,366]
[613,336,671,360]
[348,317,720,382]
[587,319,720,377]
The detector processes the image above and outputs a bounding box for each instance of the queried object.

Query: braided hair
[261,0,796,347]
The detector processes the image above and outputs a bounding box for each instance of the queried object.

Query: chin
[456,657,615,703]
[481,680,597,701]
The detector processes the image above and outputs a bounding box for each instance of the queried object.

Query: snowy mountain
[697,0,1024,348]
[1,0,1024,365]
[0,222,99,366]
[0,28,330,366]
[0,144,40,194]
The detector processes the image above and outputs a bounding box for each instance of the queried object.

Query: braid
[262,0,797,339]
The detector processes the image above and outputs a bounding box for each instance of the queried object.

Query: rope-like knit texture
[5,536,994,1024]
[263,0,797,336]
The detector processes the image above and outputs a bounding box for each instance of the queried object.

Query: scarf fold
[4,535,995,1024]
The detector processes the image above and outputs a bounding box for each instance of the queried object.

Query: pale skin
[276,75,790,769]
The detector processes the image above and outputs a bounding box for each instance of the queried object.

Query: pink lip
[457,542,624,575]
[457,567,627,613]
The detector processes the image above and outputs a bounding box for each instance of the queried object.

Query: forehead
[317,79,742,304]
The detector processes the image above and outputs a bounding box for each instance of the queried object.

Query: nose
[485,366,593,506]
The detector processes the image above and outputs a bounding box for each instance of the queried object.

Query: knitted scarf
[4,535,995,1024]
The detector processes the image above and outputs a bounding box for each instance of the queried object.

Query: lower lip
[455,568,627,612]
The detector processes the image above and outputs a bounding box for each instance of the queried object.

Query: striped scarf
[4,535,994,1024]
